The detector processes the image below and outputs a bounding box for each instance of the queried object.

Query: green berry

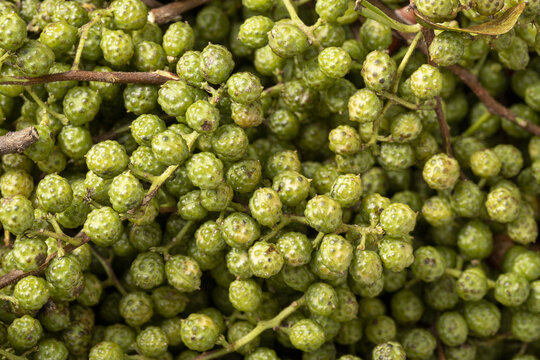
[410,64,442,99]
[391,289,424,324]
[0,13,27,51]
[456,267,488,301]
[83,206,123,247]
[378,237,414,272]
[380,202,416,236]
[89,341,124,360]
[429,31,465,67]
[229,278,262,312]
[200,44,235,85]
[464,300,501,338]
[411,246,446,282]
[238,16,274,49]
[494,272,530,307]
[422,153,460,190]
[362,50,396,92]
[268,22,310,58]
[511,310,540,342]
[350,249,383,285]
[181,313,219,352]
[372,341,406,360]
[306,282,338,316]
[119,291,154,327]
[16,40,54,76]
[165,254,201,292]
[13,275,50,311]
[485,186,520,223]
[186,100,220,133]
[305,195,343,233]
[415,0,459,22]
[289,319,325,352]
[318,47,352,78]
[136,326,168,358]
[401,328,437,360]
[365,315,397,344]
[276,232,312,267]
[8,315,43,350]
[436,311,469,347]
[249,241,284,277]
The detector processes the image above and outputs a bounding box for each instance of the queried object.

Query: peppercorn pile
[0,0,539,359]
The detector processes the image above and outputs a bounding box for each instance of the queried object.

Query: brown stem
[150,0,210,24]
[449,65,540,136]
[368,0,540,137]
[90,245,127,296]
[0,232,90,290]
[141,0,163,8]
[421,28,454,156]
[0,70,178,86]
[0,127,39,155]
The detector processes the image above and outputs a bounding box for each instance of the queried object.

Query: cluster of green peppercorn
[0,0,538,359]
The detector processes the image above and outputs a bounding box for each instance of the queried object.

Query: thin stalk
[164,220,196,251]
[281,0,319,46]
[195,297,305,360]
[29,228,84,246]
[72,12,106,70]
[393,31,423,93]
[25,88,69,125]
[462,111,491,137]
[90,245,127,296]
[0,349,28,360]
[380,91,434,110]
[138,164,179,209]
[312,232,325,248]
[260,218,292,242]
[368,101,393,146]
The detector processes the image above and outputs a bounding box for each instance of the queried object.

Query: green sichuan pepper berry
[436,311,468,347]
[429,31,465,67]
[228,278,262,312]
[83,207,123,247]
[276,232,312,267]
[185,152,223,189]
[0,195,34,235]
[151,130,190,166]
[0,13,27,51]
[411,246,446,282]
[186,100,220,133]
[12,237,47,271]
[100,29,134,67]
[119,292,154,327]
[289,319,326,352]
[456,267,489,301]
[86,140,129,179]
[13,275,50,311]
[181,313,219,352]
[7,315,43,351]
[372,341,406,360]
[349,88,383,123]
[410,64,442,99]
[16,40,54,77]
[305,282,338,316]
[268,22,310,58]
[464,300,501,338]
[227,72,263,105]
[165,254,201,292]
[378,237,414,272]
[157,81,195,117]
[401,328,437,360]
[318,47,352,78]
[422,153,460,190]
[249,241,284,277]
[362,50,397,92]
[89,341,124,360]
[494,272,530,307]
[36,174,73,213]
[318,234,353,273]
[238,16,274,49]
[511,310,540,343]
[350,249,383,285]
[200,44,234,85]
[249,187,283,227]
[390,289,424,324]
[380,202,416,236]
[305,195,343,233]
